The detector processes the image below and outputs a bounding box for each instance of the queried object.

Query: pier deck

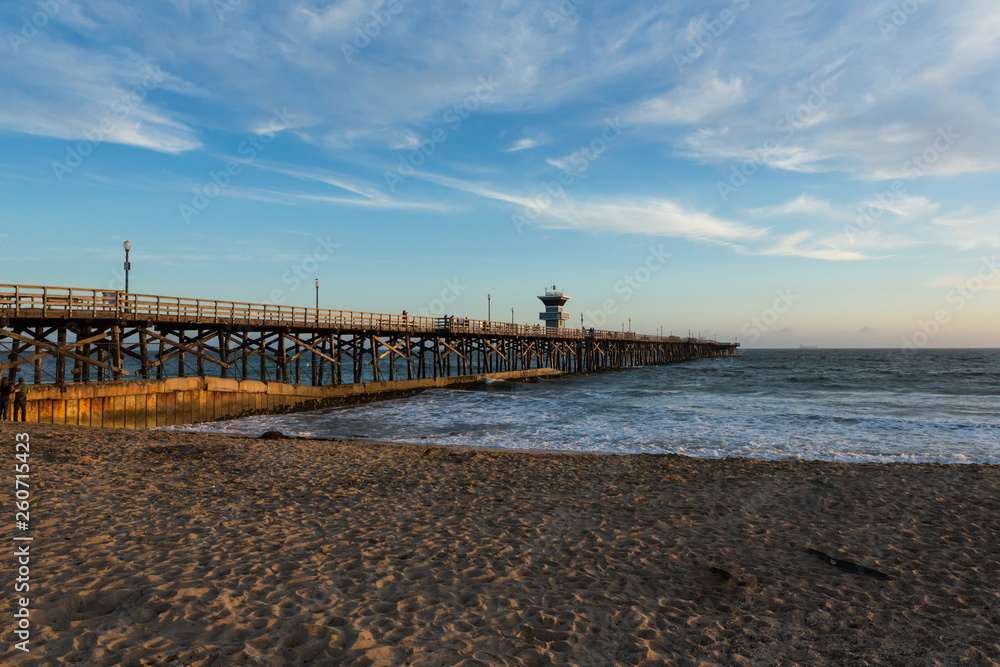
[0,284,738,427]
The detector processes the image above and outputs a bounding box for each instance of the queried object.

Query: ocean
[164,349,1000,464]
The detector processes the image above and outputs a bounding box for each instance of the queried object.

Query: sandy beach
[2,422,999,666]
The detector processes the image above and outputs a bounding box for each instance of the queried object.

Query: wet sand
[2,423,999,666]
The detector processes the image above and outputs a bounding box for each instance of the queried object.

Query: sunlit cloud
[416,172,767,244]
[623,72,745,125]
[746,195,840,220]
[505,137,545,152]
[753,231,871,261]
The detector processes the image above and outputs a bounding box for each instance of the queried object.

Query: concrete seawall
[13,368,566,429]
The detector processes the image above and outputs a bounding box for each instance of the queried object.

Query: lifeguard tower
[538,285,570,329]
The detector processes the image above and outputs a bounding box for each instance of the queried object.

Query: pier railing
[0,284,725,345]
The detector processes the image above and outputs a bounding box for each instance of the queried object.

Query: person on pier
[0,378,11,420]
[12,376,27,422]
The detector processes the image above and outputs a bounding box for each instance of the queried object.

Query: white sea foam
[161,350,1000,464]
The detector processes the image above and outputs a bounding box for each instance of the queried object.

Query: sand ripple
[2,424,999,666]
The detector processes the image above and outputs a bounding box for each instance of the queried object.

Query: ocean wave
[158,349,1000,465]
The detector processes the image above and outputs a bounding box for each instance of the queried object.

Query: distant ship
[799,345,818,349]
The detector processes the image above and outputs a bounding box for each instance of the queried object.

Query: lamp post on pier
[511,307,514,326]
[487,294,491,322]
[315,279,320,323]
[123,240,131,293]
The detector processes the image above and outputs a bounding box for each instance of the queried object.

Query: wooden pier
[0,284,737,427]
[0,284,738,384]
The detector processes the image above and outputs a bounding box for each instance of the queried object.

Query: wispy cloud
[930,209,1000,249]
[861,194,940,219]
[417,171,766,243]
[552,198,767,243]
[267,190,451,211]
[623,72,745,125]
[416,172,535,208]
[417,171,886,260]
[754,231,870,261]
[669,2,1000,179]
[0,35,202,153]
[220,186,450,212]
[4,0,1000,185]
[5,0,1000,278]
[505,136,545,152]
[247,161,380,198]
[746,195,839,219]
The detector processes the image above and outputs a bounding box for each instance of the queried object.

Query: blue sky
[2,0,998,347]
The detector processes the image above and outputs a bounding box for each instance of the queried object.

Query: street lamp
[123,240,131,292]
[315,278,320,323]
[511,307,514,325]
[487,294,491,322]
